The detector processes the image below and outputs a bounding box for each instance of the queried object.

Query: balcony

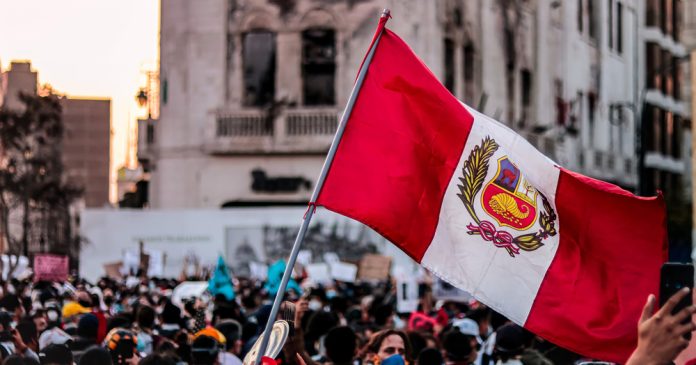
[204,108,339,154]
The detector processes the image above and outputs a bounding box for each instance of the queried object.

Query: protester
[626,289,696,365]
[361,329,412,365]
[0,257,687,365]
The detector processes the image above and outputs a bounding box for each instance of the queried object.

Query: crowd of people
[0,268,689,365]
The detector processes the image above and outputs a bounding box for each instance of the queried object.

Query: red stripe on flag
[525,168,667,363]
[316,29,473,261]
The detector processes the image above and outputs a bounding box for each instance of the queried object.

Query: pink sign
[33,254,69,282]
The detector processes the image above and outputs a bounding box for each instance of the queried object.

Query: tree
[0,93,83,275]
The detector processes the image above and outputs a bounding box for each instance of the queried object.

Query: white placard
[323,252,340,264]
[305,263,332,284]
[330,262,357,283]
[396,277,419,313]
[297,250,312,266]
[172,281,208,308]
[249,262,268,281]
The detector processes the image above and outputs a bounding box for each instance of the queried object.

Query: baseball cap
[61,301,90,319]
[38,327,73,350]
[39,344,73,365]
[452,318,482,344]
[193,327,227,345]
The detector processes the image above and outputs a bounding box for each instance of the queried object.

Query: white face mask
[308,300,323,311]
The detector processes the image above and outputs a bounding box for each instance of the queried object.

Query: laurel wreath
[456,137,557,252]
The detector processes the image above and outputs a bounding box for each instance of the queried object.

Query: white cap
[452,318,482,344]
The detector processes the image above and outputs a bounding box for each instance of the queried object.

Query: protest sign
[305,263,332,284]
[396,277,419,313]
[297,250,312,267]
[103,261,123,280]
[358,254,391,281]
[249,262,268,281]
[330,261,357,283]
[433,277,472,302]
[34,254,69,282]
[323,252,340,264]
[172,281,208,308]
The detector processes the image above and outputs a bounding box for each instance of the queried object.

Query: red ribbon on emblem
[466,220,520,257]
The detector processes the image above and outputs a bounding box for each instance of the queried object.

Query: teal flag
[264,259,302,296]
[208,256,235,300]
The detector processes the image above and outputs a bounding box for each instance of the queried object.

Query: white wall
[80,207,418,282]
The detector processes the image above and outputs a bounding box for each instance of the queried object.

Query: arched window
[243,30,276,106]
[302,28,336,106]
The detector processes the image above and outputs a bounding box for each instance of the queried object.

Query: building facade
[61,98,111,207]
[150,0,690,211]
[1,61,112,208]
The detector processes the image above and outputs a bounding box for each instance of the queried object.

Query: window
[463,44,475,103]
[243,31,276,107]
[662,49,672,95]
[521,69,532,107]
[588,0,597,41]
[673,0,680,41]
[661,0,671,35]
[645,42,661,89]
[608,0,614,49]
[554,79,566,126]
[444,38,455,94]
[146,123,154,144]
[646,0,659,27]
[672,115,681,158]
[302,28,336,106]
[520,69,532,126]
[588,92,596,145]
[577,0,584,32]
[673,56,681,99]
[617,2,623,53]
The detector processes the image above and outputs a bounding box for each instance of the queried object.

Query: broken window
[243,31,276,107]
[302,28,336,106]
[444,38,455,93]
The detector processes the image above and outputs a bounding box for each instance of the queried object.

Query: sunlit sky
[0,0,159,203]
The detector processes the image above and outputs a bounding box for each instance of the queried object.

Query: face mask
[308,300,322,311]
[326,290,337,299]
[104,296,114,306]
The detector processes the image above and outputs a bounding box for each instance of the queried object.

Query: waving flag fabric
[316,17,667,363]
[208,256,235,301]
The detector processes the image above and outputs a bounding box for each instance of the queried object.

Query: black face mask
[78,299,92,308]
[104,297,114,306]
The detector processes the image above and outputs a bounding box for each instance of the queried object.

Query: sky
[0,0,159,203]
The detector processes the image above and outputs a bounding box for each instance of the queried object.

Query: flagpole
[253,9,391,365]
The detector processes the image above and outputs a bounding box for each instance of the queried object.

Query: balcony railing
[205,108,339,154]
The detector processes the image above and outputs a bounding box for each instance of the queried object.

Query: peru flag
[316,18,667,363]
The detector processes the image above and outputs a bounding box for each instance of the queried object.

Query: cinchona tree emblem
[457,137,557,257]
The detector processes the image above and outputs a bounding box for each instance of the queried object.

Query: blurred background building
[0,61,111,263]
[80,0,696,276]
[147,0,689,202]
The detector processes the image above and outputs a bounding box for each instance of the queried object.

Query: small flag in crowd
[208,256,235,301]
[316,16,667,364]
[265,260,302,297]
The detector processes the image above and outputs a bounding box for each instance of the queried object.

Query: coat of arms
[457,137,557,257]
